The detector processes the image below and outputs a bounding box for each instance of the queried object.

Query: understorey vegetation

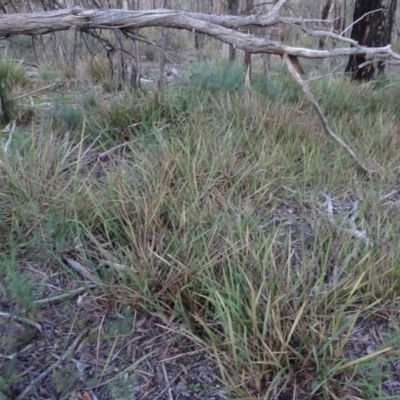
[2,25,400,400]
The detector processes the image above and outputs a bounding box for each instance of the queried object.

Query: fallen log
[1,6,400,63]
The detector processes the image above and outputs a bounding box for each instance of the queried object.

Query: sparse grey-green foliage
[39,68,58,82]
[187,60,246,95]
[0,257,35,311]
[108,374,137,400]
[252,70,304,103]
[81,91,98,109]
[52,101,84,132]
[0,357,19,398]
[106,307,133,337]
[6,36,32,52]
[186,61,304,104]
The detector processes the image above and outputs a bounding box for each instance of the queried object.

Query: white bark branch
[0,7,399,63]
[283,54,374,174]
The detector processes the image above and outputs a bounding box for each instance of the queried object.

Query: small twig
[341,8,383,36]
[321,193,373,247]
[299,29,360,47]
[161,362,174,400]
[383,83,399,89]
[0,311,42,333]
[33,285,96,305]
[244,65,251,108]
[97,124,170,159]
[160,350,202,363]
[60,129,162,173]
[98,259,138,272]
[357,59,375,69]
[63,256,102,285]
[153,369,181,400]
[11,83,58,101]
[309,265,341,297]
[305,70,344,83]
[325,194,336,225]
[97,141,135,159]
[81,133,102,160]
[281,185,298,194]
[380,190,398,200]
[349,200,359,226]
[4,119,16,154]
[283,54,374,174]
[88,391,99,400]
[16,330,88,400]
[0,352,18,360]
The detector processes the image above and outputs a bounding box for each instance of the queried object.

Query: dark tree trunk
[345,0,397,81]
[319,0,333,49]
[0,84,10,124]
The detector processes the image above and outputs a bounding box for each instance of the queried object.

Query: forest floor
[2,37,400,400]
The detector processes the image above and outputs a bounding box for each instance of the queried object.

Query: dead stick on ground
[282,54,374,174]
[153,369,181,400]
[0,311,42,333]
[11,83,58,101]
[16,329,88,400]
[33,284,96,305]
[161,361,174,400]
[63,256,102,285]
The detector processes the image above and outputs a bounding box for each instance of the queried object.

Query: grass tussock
[2,60,400,398]
[0,53,28,123]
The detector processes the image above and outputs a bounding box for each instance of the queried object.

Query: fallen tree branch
[283,54,374,174]
[63,256,102,285]
[0,4,296,34]
[11,82,58,101]
[1,7,400,64]
[33,284,96,305]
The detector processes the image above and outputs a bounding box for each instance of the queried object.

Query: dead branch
[0,311,42,333]
[283,54,374,174]
[11,82,58,101]
[33,284,96,305]
[1,7,400,64]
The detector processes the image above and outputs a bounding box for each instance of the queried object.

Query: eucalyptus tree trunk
[0,85,10,124]
[194,0,206,49]
[345,0,397,80]
[227,0,239,61]
[334,0,346,34]
[244,0,253,77]
[157,0,170,101]
[130,0,141,90]
[319,0,346,49]
[319,0,333,49]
